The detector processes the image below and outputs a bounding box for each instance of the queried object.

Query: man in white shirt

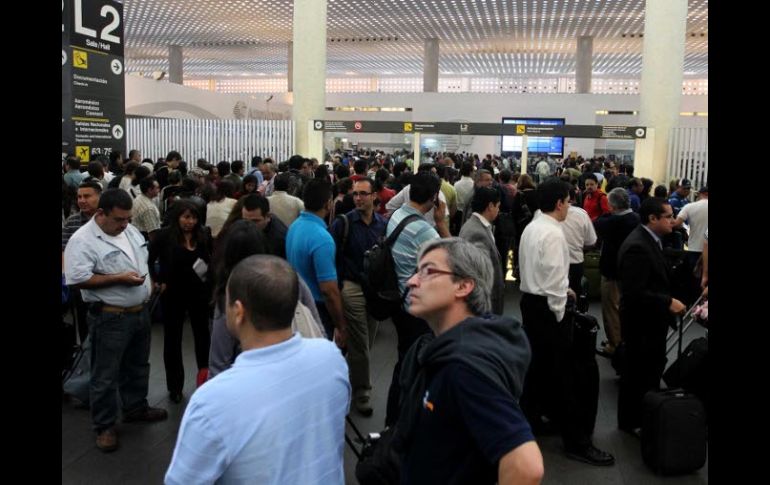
[673,186,708,304]
[560,188,598,295]
[518,179,614,467]
[453,161,475,220]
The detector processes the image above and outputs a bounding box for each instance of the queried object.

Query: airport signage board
[62,0,126,163]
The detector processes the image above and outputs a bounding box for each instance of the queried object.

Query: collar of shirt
[616,209,633,216]
[641,224,663,249]
[234,333,302,367]
[298,211,328,228]
[471,211,493,230]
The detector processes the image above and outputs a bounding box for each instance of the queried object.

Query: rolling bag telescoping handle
[665,294,704,355]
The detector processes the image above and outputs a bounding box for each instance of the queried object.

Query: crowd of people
[61,147,707,483]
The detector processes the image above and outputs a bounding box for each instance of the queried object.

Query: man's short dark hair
[87,161,104,178]
[66,156,82,170]
[128,149,140,160]
[274,172,291,192]
[584,172,598,183]
[471,186,500,214]
[78,180,103,193]
[243,174,259,186]
[139,176,157,195]
[251,155,263,168]
[639,197,670,225]
[460,161,474,177]
[288,155,306,171]
[98,188,133,213]
[217,161,231,177]
[537,178,570,212]
[353,177,374,193]
[353,159,367,175]
[227,255,299,331]
[231,160,245,174]
[242,193,270,214]
[499,169,512,184]
[409,172,442,204]
[302,178,332,212]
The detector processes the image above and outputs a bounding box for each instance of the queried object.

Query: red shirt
[376,187,396,215]
[582,189,610,221]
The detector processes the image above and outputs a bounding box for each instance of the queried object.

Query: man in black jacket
[594,188,640,357]
[394,237,543,485]
[617,197,686,434]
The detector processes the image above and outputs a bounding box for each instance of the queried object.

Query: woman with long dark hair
[207,220,324,379]
[148,199,213,403]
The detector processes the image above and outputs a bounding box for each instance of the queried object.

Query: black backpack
[362,214,422,320]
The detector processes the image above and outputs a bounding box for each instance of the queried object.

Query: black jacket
[393,314,531,452]
[617,225,675,339]
[594,211,640,279]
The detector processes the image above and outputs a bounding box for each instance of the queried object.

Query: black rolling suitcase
[641,314,707,475]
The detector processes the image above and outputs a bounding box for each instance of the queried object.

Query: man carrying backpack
[384,172,448,427]
[329,178,387,417]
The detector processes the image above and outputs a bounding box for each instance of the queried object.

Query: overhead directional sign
[313,120,646,139]
[63,0,126,163]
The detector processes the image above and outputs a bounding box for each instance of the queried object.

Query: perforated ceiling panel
[123,0,708,79]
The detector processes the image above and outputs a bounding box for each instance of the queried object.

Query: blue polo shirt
[286,211,338,302]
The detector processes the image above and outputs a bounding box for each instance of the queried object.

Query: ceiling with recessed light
[123,0,708,80]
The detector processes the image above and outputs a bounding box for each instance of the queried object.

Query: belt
[101,304,145,314]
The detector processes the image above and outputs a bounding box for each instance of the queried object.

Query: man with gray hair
[394,237,543,485]
[594,187,640,358]
[165,255,350,484]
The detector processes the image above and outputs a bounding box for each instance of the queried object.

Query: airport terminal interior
[62,0,708,483]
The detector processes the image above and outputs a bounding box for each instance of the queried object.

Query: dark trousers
[568,263,584,296]
[617,319,667,430]
[385,305,431,427]
[88,304,151,432]
[520,293,597,450]
[161,292,210,393]
[315,301,335,342]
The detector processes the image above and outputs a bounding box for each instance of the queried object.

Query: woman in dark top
[149,200,213,403]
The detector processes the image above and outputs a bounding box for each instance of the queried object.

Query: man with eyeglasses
[393,237,544,485]
[518,179,614,466]
[329,178,387,416]
[617,197,686,436]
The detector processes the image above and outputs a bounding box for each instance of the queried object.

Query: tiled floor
[62,283,708,484]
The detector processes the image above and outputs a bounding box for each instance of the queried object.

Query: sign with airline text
[313,120,646,139]
[62,0,126,162]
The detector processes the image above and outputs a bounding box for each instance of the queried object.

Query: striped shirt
[62,212,91,250]
[132,193,161,235]
[387,204,440,305]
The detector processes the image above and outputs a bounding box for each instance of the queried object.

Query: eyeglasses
[351,191,372,197]
[413,266,461,281]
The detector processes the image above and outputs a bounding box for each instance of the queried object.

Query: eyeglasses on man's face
[413,266,461,281]
[351,191,372,197]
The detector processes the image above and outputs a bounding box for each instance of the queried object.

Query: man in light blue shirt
[63,155,86,188]
[64,189,167,453]
[165,255,350,485]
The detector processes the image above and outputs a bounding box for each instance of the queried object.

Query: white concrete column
[287,41,293,92]
[169,46,183,85]
[520,135,529,175]
[292,0,326,159]
[413,133,421,171]
[575,36,593,94]
[423,38,439,92]
[637,0,688,185]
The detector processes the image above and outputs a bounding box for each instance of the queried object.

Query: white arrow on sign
[110,59,123,75]
[112,124,124,140]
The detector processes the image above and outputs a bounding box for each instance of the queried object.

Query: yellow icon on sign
[516,125,525,134]
[76,146,91,162]
[73,50,88,69]
[404,122,413,132]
